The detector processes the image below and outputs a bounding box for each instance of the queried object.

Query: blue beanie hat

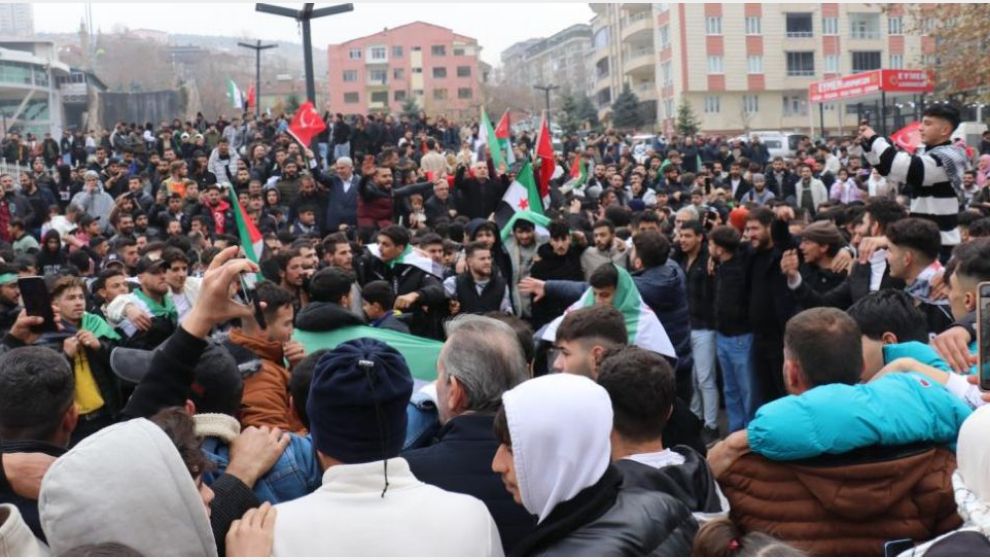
[307,338,413,464]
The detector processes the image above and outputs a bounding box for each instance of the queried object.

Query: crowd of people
[2,102,990,556]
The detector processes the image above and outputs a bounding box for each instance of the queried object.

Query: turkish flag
[891,121,922,154]
[495,110,510,140]
[246,85,256,109]
[535,112,555,200]
[287,101,327,147]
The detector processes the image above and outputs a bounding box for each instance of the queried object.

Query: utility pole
[238,40,277,117]
[255,3,354,104]
[533,84,559,130]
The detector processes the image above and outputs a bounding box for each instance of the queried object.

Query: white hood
[503,373,612,522]
[39,418,217,556]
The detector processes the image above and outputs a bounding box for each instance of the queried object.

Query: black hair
[593,218,615,232]
[379,224,410,248]
[680,219,705,236]
[864,197,908,233]
[923,104,961,130]
[289,349,329,429]
[548,220,570,240]
[784,308,863,388]
[0,347,74,442]
[255,280,295,322]
[598,346,676,442]
[308,266,355,304]
[953,238,990,283]
[847,289,928,343]
[589,262,619,289]
[969,218,990,239]
[886,217,941,262]
[362,280,395,310]
[555,305,627,346]
[747,206,774,227]
[632,230,671,268]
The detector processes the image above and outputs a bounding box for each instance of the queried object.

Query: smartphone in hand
[17,276,58,333]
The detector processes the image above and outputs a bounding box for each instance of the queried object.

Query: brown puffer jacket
[718,445,961,556]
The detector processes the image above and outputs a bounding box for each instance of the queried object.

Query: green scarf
[81,312,121,341]
[133,288,178,322]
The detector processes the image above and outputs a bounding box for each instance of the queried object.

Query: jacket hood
[788,448,943,519]
[295,301,365,332]
[39,418,217,556]
[616,445,725,514]
[503,374,612,522]
[0,504,47,557]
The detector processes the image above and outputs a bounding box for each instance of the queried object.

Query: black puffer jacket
[513,466,698,557]
[616,445,725,515]
[295,301,364,332]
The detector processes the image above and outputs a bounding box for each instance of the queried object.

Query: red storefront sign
[809,69,934,103]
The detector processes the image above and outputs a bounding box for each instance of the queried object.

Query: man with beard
[0,265,20,334]
[782,220,847,295]
[580,219,628,280]
[765,157,797,198]
[356,163,433,231]
[504,218,542,319]
[289,174,329,235]
[321,233,364,317]
[444,241,512,315]
[453,160,509,220]
[111,256,178,350]
[208,137,239,186]
[529,221,584,330]
[200,184,234,237]
[0,173,35,242]
[18,171,54,233]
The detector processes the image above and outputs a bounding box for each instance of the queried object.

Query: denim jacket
[195,414,322,504]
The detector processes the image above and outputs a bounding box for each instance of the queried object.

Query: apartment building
[327,22,483,119]
[500,24,593,101]
[590,3,930,135]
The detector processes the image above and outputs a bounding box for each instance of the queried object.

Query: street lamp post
[533,84,559,129]
[255,3,354,104]
[238,40,277,117]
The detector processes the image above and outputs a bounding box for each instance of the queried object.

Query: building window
[594,28,609,49]
[344,92,359,103]
[432,67,447,78]
[655,3,669,13]
[704,96,720,114]
[785,13,814,38]
[432,88,448,100]
[394,90,406,101]
[342,70,357,82]
[369,69,387,84]
[348,48,361,60]
[664,99,674,118]
[453,47,465,56]
[457,87,472,99]
[657,26,669,49]
[707,55,724,74]
[369,46,387,61]
[822,17,838,36]
[888,16,903,35]
[745,16,761,35]
[412,67,423,74]
[743,95,759,113]
[747,55,763,74]
[782,94,808,116]
[412,46,422,52]
[393,68,404,80]
[456,65,471,78]
[825,54,839,73]
[889,53,904,69]
[370,91,388,103]
[596,88,612,107]
[413,89,424,96]
[785,52,815,76]
[851,51,882,73]
[597,58,610,80]
[849,13,881,39]
[922,18,936,34]
[392,46,403,58]
[705,16,722,35]
[661,61,672,85]
[431,45,446,56]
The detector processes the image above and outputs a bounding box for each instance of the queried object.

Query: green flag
[294,326,442,381]
[479,106,505,170]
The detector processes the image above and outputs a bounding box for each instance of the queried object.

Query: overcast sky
[33,3,594,65]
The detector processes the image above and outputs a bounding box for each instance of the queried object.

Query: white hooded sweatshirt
[38,418,217,556]
[502,373,613,522]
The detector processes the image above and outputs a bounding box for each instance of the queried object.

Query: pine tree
[610,84,643,130]
[401,97,420,120]
[576,94,600,131]
[676,98,701,137]
[558,92,581,136]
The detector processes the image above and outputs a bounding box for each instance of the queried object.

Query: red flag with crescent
[288,101,327,147]
[890,121,922,154]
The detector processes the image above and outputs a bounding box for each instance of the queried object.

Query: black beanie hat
[307,338,413,464]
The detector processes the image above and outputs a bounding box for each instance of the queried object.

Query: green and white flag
[227,79,244,109]
[367,243,444,278]
[500,161,544,216]
[478,106,505,171]
[294,326,442,381]
[540,266,676,358]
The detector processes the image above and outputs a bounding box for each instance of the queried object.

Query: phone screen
[979,282,990,390]
[17,276,58,333]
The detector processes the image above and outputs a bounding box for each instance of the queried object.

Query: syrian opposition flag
[560,155,588,194]
[500,209,551,242]
[535,112,555,207]
[540,266,677,359]
[226,80,244,109]
[478,106,505,171]
[287,101,327,147]
[228,187,265,276]
[366,243,444,278]
[495,110,514,165]
[295,326,442,381]
[495,160,545,227]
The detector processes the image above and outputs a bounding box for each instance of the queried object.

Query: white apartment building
[590,3,930,135]
[500,24,593,102]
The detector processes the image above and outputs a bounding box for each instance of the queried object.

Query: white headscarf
[502,373,613,522]
[954,405,990,534]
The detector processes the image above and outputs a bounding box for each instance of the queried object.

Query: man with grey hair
[70,170,114,230]
[325,156,359,232]
[403,314,535,551]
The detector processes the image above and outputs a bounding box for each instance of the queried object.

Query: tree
[610,84,643,130]
[401,97,420,120]
[575,94,601,131]
[676,98,701,137]
[285,94,301,114]
[557,92,580,136]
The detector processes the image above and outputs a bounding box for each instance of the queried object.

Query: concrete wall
[99,90,180,128]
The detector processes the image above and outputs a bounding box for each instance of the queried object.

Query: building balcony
[623,49,656,76]
[621,12,653,42]
[633,81,657,101]
[622,3,651,16]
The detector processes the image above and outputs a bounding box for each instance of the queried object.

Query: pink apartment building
[327,21,484,119]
